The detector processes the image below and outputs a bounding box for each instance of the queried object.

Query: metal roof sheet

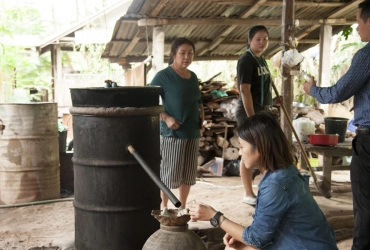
[98,0,361,68]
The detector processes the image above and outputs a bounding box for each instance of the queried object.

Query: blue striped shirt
[310,43,370,128]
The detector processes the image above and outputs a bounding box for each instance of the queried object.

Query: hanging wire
[145,17,151,58]
[102,0,111,80]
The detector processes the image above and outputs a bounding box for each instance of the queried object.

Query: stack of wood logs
[198,73,241,166]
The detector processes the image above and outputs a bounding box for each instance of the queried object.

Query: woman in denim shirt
[189,111,337,250]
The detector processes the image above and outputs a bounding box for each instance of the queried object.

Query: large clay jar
[143,224,207,250]
[142,209,207,250]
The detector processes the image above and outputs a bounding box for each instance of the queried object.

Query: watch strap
[219,215,226,227]
[211,211,224,227]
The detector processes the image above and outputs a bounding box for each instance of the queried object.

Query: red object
[309,134,339,146]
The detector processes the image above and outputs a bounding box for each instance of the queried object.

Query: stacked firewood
[198,73,241,166]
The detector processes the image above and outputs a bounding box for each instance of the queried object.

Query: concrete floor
[0,171,353,250]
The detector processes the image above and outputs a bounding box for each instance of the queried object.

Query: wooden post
[152,26,165,75]
[318,24,332,116]
[0,70,3,103]
[281,0,295,144]
[51,44,62,102]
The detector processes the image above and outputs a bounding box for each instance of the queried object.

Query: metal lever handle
[127,145,181,208]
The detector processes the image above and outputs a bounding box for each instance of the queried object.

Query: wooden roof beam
[222,38,318,44]
[198,0,267,56]
[137,18,355,27]
[150,0,170,17]
[296,25,321,40]
[108,38,317,45]
[268,0,361,57]
[265,24,320,57]
[169,0,346,8]
[266,0,360,57]
[327,0,362,18]
[118,27,146,58]
[104,55,242,63]
[288,0,362,53]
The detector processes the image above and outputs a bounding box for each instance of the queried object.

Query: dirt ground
[0,171,353,250]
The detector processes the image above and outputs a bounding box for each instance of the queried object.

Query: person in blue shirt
[189,111,337,250]
[303,1,370,249]
[149,37,204,210]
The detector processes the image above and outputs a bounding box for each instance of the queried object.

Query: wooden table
[300,139,353,191]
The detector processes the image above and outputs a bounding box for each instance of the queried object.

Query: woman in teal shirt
[149,37,204,209]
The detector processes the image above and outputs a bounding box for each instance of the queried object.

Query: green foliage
[0,4,50,102]
[341,26,353,40]
[70,44,113,73]
[340,41,366,51]
[1,3,45,36]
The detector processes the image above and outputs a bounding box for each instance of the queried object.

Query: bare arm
[199,103,204,129]
[239,84,254,117]
[189,203,258,249]
[224,233,259,250]
[220,218,257,249]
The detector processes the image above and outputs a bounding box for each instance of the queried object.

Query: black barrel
[70,87,163,250]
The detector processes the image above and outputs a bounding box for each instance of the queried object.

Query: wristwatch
[210,211,224,227]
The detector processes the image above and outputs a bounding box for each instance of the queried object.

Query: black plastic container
[70,87,163,250]
[324,117,349,143]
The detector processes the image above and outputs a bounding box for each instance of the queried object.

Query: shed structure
[101,0,359,68]
[100,0,361,140]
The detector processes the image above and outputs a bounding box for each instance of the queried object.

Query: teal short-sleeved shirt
[149,66,202,139]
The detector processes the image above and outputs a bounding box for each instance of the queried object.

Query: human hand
[165,116,181,130]
[273,95,283,106]
[303,76,316,95]
[188,202,217,221]
[224,233,257,250]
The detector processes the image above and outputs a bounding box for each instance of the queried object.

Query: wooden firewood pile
[198,73,241,166]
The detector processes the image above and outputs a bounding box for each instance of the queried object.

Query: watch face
[210,217,218,227]
[210,211,223,227]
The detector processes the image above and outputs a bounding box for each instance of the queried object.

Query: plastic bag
[281,49,304,67]
[210,89,228,98]
[225,160,240,176]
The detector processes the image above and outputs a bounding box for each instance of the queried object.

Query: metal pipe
[0,198,74,208]
[127,145,181,208]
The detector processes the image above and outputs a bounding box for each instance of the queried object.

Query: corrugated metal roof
[37,0,133,55]
[101,0,361,68]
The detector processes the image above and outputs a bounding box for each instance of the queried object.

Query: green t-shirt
[149,66,202,138]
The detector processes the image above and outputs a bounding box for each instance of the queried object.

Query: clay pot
[142,224,207,250]
[142,209,206,250]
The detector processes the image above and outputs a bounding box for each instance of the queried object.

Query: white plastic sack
[281,49,304,67]
[220,98,238,120]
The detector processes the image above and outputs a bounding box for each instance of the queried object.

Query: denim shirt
[310,43,370,128]
[242,165,338,250]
